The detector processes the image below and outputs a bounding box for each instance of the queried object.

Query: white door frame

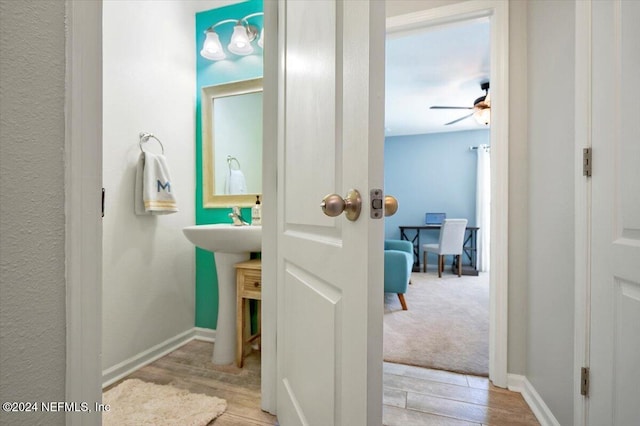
[65,1,103,425]
[573,1,590,424]
[387,0,509,387]
[260,0,277,413]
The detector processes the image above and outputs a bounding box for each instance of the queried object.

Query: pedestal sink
[182,224,261,365]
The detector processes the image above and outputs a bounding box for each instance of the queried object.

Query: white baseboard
[508,374,561,426]
[101,327,217,388]
[102,328,195,388]
[194,327,216,342]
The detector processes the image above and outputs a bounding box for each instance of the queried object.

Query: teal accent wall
[384,130,489,265]
[195,0,263,329]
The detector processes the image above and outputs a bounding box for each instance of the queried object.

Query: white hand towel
[225,169,247,195]
[135,152,178,215]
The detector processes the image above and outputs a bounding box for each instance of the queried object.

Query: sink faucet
[229,206,249,226]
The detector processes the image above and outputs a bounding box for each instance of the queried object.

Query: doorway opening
[99,1,272,423]
[383,17,491,378]
[383,0,509,389]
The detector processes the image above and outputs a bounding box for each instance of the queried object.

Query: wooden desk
[399,225,479,276]
[235,259,261,368]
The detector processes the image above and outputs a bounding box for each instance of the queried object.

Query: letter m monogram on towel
[157,180,171,193]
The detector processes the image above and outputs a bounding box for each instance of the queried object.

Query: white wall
[386,0,469,17]
[102,0,198,371]
[526,1,576,424]
[0,1,66,424]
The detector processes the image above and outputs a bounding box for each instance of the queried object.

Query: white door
[274,0,385,424]
[589,1,640,424]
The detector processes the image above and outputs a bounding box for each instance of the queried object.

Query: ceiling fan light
[474,108,491,126]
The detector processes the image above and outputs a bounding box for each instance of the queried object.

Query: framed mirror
[202,78,263,208]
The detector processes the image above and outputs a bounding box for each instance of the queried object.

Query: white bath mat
[103,379,226,426]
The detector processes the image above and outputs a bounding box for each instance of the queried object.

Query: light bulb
[228,25,254,55]
[200,31,225,61]
[474,108,490,126]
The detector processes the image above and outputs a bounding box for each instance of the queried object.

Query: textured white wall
[526,1,576,425]
[0,1,67,425]
[102,0,197,370]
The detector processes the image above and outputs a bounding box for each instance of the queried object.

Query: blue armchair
[384,240,413,310]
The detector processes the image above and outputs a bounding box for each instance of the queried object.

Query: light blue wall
[384,129,489,264]
[195,0,263,329]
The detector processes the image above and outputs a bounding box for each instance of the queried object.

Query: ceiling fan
[430,81,491,126]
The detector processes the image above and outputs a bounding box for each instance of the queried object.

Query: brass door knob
[320,189,362,221]
[384,195,398,217]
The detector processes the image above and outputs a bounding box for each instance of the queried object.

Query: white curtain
[475,145,490,272]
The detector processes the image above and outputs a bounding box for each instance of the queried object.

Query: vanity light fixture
[258,28,264,49]
[201,31,226,60]
[201,12,264,61]
[228,23,255,55]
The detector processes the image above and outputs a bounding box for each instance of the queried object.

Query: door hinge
[583,148,592,177]
[102,188,105,218]
[580,367,590,396]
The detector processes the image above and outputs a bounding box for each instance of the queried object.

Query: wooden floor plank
[384,362,469,387]
[105,340,276,425]
[383,361,540,426]
[384,372,530,411]
[383,404,481,426]
[106,341,539,426]
[383,387,408,409]
[406,392,540,426]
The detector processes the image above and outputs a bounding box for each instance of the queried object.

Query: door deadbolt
[321,189,362,221]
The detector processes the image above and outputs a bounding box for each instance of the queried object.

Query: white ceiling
[385,18,491,137]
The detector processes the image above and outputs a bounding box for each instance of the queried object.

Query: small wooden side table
[235,259,262,368]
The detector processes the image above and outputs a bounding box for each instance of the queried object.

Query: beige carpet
[383,271,489,376]
[103,379,227,426]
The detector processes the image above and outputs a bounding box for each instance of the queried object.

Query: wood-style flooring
[383,362,540,425]
[105,339,276,425]
[106,340,539,425]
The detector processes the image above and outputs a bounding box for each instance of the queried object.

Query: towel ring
[139,132,165,155]
[227,155,241,171]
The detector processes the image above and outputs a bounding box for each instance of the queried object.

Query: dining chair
[422,219,468,277]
